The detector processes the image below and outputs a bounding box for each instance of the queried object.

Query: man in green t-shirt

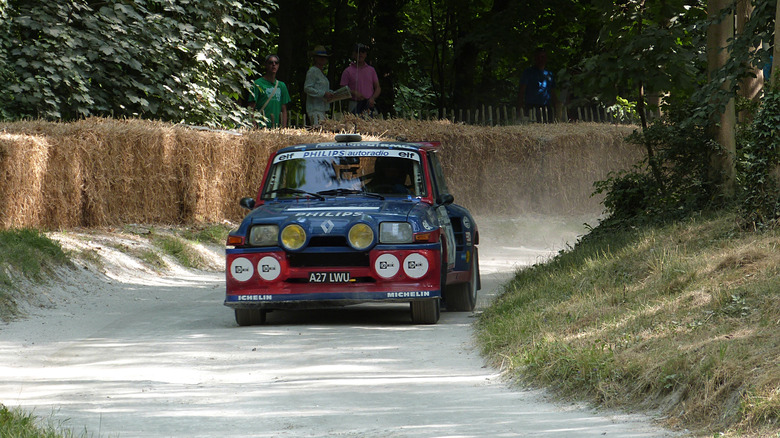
[249,54,291,128]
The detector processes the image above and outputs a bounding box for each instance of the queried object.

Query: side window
[427,152,450,198]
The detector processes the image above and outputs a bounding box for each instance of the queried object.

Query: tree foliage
[594,102,720,226]
[739,79,780,228]
[578,0,708,110]
[0,0,274,126]
[1,0,779,142]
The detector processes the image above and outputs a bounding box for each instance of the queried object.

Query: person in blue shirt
[518,48,558,122]
[763,55,773,86]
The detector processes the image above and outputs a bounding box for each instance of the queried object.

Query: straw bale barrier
[0,117,643,230]
[322,116,643,216]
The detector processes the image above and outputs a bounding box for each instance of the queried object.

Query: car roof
[275,137,440,155]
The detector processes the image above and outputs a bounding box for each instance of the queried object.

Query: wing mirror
[239,197,256,210]
[436,194,454,206]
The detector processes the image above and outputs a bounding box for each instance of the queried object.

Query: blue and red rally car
[224,134,479,325]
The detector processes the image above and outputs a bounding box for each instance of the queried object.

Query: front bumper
[224,244,442,309]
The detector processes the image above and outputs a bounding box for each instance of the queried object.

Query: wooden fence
[286,103,661,128]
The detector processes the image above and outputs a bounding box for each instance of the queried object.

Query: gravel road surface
[0,216,679,437]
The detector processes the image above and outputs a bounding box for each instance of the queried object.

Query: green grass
[178,223,231,245]
[0,404,84,438]
[137,248,167,270]
[150,233,205,270]
[146,224,229,270]
[0,229,68,279]
[0,229,70,320]
[476,210,780,437]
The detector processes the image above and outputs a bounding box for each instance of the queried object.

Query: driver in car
[366,157,413,194]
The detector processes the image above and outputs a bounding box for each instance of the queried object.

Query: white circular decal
[230,257,254,282]
[374,254,400,279]
[462,216,471,229]
[403,253,429,279]
[257,256,281,281]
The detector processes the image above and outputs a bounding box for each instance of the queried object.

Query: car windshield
[261,149,425,200]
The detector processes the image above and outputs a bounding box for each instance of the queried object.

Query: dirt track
[0,216,679,437]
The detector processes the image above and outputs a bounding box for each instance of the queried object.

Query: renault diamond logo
[321,219,335,233]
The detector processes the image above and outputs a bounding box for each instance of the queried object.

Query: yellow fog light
[280,224,306,250]
[348,223,374,250]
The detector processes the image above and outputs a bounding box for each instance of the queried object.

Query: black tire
[444,250,479,312]
[235,308,267,326]
[410,299,440,324]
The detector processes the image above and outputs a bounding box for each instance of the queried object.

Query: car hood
[241,198,437,237]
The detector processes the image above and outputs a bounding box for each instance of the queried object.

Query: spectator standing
[249,54,291,128]
[304,45,334,126]
[340,43,381,115]
[518,48,557,122]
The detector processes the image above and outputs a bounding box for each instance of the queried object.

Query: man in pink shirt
[340,43,381,115]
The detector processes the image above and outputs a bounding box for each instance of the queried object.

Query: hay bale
[0,133,51,228]
[321,116,642,215]
[0,117,643,229]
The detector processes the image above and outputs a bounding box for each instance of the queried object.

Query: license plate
[308,271,351,283]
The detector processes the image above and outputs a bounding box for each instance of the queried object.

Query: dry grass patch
[477,211,780,437]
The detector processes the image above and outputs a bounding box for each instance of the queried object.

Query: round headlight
[348,223,374,250]
[280,224,306,250]
[379,222,413,244]
[249,224,279,246]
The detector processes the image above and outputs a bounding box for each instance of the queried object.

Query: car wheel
[235,308,267,326]
[410,299,440,324]
[444,250,479,312]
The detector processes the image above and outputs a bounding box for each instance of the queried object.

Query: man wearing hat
[304,45,334,125]
[340,43,381,115]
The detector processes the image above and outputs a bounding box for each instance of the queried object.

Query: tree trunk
[773,0,780,85]
[276,0,310,113]
[737,0,761,122]
[771,0,780,190]
[707,0,737,199]
[330,0,352,88]
[428,0,445,112]
[373,0,407,116]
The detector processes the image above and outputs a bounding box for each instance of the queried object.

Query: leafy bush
[605,96,640,124]
[738,82,780,228]
[0,0,274,127]
[594,102,720,227]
